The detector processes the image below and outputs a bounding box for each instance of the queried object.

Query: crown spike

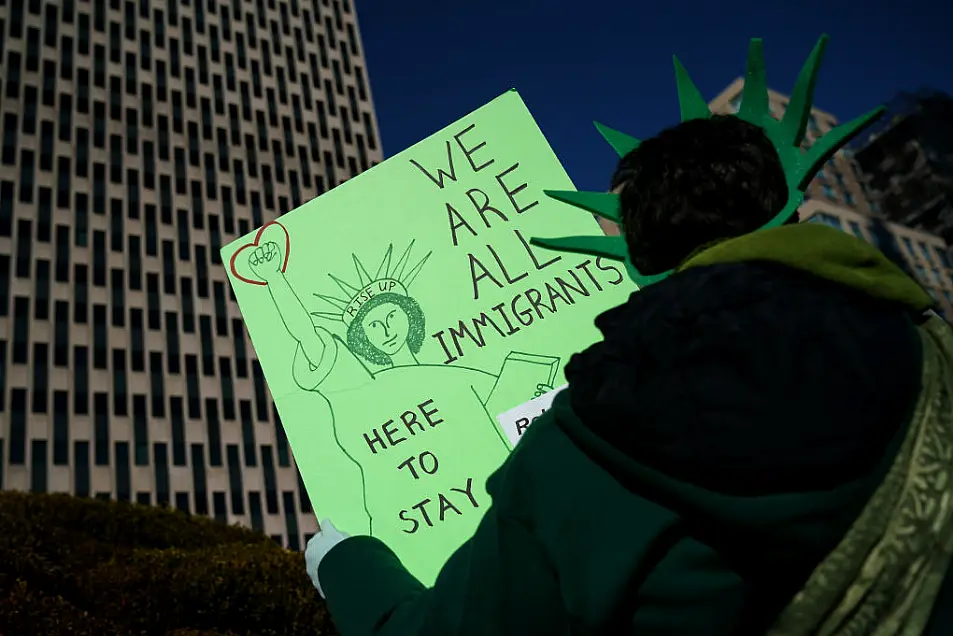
[400,251,432,289]
[353,254,372,288]
[738,39,769,122]
[310,311,343,322]
[391,241,416,281]
[312,292,349,311]
[779,35,829,148]
[593,121,641,157]
[530,235,630,261]
[799,106,885,190]
[374,244,394,279]
[673,56,711,122]
[544,190,622,224]
[327,273,360,298]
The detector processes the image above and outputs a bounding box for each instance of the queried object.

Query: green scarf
[678,224,953,635]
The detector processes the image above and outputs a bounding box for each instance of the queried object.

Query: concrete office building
[0,0,383,549]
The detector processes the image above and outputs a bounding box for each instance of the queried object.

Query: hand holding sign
[248,241,285,283]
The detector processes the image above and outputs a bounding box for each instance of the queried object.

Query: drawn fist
[248,241,284,282]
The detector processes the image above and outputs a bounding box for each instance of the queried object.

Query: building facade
[0,0,383,550]
[851,90,953,246]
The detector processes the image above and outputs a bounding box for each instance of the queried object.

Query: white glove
[305,518,350,598]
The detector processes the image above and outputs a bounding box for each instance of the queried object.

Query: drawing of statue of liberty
[242,226,560,571]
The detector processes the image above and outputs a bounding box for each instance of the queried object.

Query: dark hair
[346,292,426,367]
[611,115,792,274]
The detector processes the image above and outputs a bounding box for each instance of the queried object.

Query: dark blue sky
[356,0,952,193]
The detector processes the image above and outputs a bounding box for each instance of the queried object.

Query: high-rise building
[851,89,953,246]
[0,0,383,550]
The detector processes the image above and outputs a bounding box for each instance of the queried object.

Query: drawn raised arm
[249,241,333,370]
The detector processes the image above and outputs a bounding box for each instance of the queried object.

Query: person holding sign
[306,36,953,636]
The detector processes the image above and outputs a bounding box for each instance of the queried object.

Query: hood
[557,223,927,623]
[676,222,933,311]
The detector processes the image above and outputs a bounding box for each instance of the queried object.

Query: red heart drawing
[228,221,291,286]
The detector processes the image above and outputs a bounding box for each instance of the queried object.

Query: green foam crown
[531,35,885,287]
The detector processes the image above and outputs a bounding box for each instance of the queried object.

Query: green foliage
[0,491,338,636]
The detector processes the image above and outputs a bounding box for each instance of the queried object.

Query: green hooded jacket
[318,224,951,636]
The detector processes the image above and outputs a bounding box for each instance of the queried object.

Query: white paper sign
[496,384,568,447]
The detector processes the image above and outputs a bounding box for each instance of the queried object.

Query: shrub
[0,491,338,636]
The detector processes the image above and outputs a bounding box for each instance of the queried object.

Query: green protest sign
[222,89,633,584]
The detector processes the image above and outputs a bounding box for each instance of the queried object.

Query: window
[190,180,204,230]
[6,50,22,99]
[60,36,75,81]
[283,492,301,551]
[232,319,249,378]
[162,240,177,294]
[176,209,191,261]
[170,397,186,465]
[26,28,41,72]
[147,273,161,329]
[93,304,108,368]
[140,29,151,69]
[112,347,128,416]
[92,231,106,286]
[133,394,149,465]
[38,189,52,242]
[109,268,126,327]
[0,255,8,317]
[12,297,30,363]
[115,442,131,501]
[240,401,257,467]
[193,248,209,300]
[9,389,27,464]
[253,361,269,421]
[130,308,145,371]
[181,278,195,332]
[154,443,170,506]
[34,260,50,320]
[249,492,264,532]
[3,113,18,165]
[74,264,88,323]
[54,300,69,366]
[165,312,181,374]
[848,221,865,241]
[57,156,71,208]
[19,149,35,203]
[75,193,89,247]
[262,445,278,513]
[213,281,228,335]
[206,398,223,466]
[150,351,165,417]
[191,444,209,515]
[74,346,89,414]
[40,120,55,171]
[275,406,290,467]
[808,212,843,230]
[220,357,236,420]
[32,343,49,413]
[94,392,110,465]
[227,445,245,514]
[53,391,69,465]
[74,441,90,497]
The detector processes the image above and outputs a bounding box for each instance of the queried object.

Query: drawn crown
[530,35,886,287]
[312,241,431,326]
